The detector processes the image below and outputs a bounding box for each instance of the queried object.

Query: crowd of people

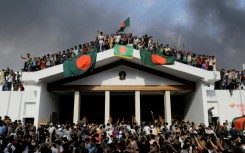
[15,31,245,92]
[0,67,24,91]
[215,69,245,92]
[20,31,219,72]
[0,115,245,153]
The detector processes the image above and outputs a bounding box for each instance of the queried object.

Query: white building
[0,49,244,127]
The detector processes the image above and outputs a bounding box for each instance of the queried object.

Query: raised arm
[215,137,224,152]
[209,137,218,150]
[194,136,203,150]
[21,54,25,59]
[167,143,178,153]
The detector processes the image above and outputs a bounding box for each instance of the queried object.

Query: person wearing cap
[21,53,31,71]
[63,125,72,141]
[49,123,54,132]
[56,125,63,140]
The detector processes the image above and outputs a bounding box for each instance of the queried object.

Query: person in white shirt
[98,31,104,52]
[164,44,171,55]
[106,127,113,138]
[133,36,139,49]
[4,143,16,153]
[49,123,56,134]
[56,127,63,140]
[212,56,217,71]
[143,124,150,135]
[6,73,12,90]
[114,33,121,44]
[50,143,58,153]
[73,46,79,56]
[63,126,72,141]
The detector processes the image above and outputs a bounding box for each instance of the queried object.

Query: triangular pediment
[64,65,184,86]
[47,60,195,92]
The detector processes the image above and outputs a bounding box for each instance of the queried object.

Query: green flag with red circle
[63,49,97,77]
[118,17,130,32]
[140,49,175,66]
[114,44,133,58]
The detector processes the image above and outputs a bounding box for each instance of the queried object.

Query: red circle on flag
[121,22,125,28]
[76,55,91,70]
[151,54,166,64]
[119,46,127,54]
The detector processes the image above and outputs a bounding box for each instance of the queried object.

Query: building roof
[21,49,220,85]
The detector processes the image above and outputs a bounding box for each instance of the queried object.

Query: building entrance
[141,95,165,123]
[80,94,105,124]
[110,93,135,124]
[59,93,105,124]
[59,92,185,125]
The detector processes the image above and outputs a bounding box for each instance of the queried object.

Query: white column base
[73,91,81,124]
[105,91,110,125]
[135,91,141,125]
[164,91,171,127]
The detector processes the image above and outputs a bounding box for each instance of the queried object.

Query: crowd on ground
[0,115,245,153]
[20,31,219,73]
[0,67,24,91]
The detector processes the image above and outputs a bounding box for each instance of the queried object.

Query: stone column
[105,91,110,124]
[135,91,141,125]
[73,91,81,123]
[164,91,171,126]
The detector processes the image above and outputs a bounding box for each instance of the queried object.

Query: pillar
[105,91,110,124]
[73,91,81,123]
[164,91,171,126]
[135,91,141,125]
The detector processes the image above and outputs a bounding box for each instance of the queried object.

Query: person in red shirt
[197,55,203,68]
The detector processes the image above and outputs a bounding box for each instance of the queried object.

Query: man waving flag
[118,17,130,32]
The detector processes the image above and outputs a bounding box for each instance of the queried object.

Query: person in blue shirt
[0,122,5,135]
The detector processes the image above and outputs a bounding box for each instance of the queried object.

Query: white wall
[0,83,60,127]
[0,88,37,122]
[207,90,245,124]
[37,82,60,125]
[184,81,208,125]
[0,91,12,117]
[1,83,244,126]
[65,65,183,86]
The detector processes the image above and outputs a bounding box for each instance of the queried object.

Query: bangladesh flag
[114,44,133,58]
[118,17,130,32]
[232,116,245,131]
[63,49,97,77]
[140,49,175,66]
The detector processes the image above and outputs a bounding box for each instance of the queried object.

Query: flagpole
[177,33,181,50]
[128,17,130,45]
[128,26,130,45]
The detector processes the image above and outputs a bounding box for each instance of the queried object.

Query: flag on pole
[63,49,97,77]
[140,49,175,66]
[114,44,133,58]
[118,17,130,32]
